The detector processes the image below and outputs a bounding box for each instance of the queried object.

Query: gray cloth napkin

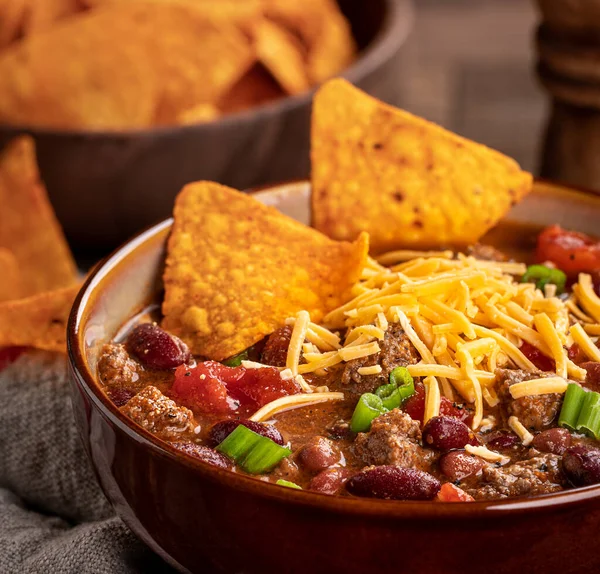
[0,351,174,574]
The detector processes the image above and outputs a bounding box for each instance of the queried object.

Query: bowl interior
[71,178,600,514]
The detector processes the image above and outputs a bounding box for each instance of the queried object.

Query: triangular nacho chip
[311,79,533,253]
[0,284,80,352]
[162,181,369,360]
[0,137,77,295]
[0,248,22,302]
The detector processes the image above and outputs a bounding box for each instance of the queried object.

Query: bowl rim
[68,177,600,520]
[0,0,415,139]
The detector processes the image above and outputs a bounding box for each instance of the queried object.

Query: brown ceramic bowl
[0,0,414,254]
[68,179,600,574]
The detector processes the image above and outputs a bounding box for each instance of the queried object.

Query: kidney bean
[309,468,353,495]
[108,388,136,407]
[438,450,484,481]
[297,436,340,473]
[422,416,478,451]
[562,445,600,487]
[172,442,232,469]
[486,431,520,451]
[208,419,284,446]
[532,428,572,455]
[346,466,441,500]
[582,362,600,393]
[126,323,190,370]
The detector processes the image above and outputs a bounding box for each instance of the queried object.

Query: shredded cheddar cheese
[249,392,345,422]
[465,444,510,465]
[509,377,568,399]
[277,249,595,431]
[508,416,534,446]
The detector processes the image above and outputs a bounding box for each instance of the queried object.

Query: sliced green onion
[521,264,567,294]
[576,391,600,439]
[350,393,386,433]
[375,382,402,411]
[276,479,302,490]
[222,350,249,367]
[559,383,587,431]
[216,424,291,474]
[389,366,415,402]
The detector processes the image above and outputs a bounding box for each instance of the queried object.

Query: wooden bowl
[68,179,600,574]
[0,0,414,254]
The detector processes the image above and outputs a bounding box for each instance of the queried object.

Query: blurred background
[0,0,575,255]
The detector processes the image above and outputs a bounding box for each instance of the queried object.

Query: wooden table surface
[393,0,544,174]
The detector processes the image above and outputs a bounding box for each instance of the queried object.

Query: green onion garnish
[350,393,387,433]
[222,350,249,367]
[216,424,291,474]
[576,391,600,439]
[521,264,567,294]
[375,382,402,411]
[559,383,587,431]
[558,383,600,439]
[276,479,302,490]
[389,366,415,402]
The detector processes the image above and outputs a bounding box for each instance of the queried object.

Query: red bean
[309,468,353,495]
[208,419,284,446]
[422,416,478,451]
[439,450,484,481]
[171,442,232,469]
[261,326,293,367]
[126,323,191,370]
[108,388,136,407]
[486,431,520,451]
[582,362,600,393]
[297,436,340,473]
[532,428,572,455]
[562,444,600,487]
[346,466,441,500]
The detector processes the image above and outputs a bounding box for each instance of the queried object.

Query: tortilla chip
[0,284,80,352]
[0,248,22,302]
[0,137,77,295]
[264,0,356,83]
[252,19,309,95]
[176,103,220,126]
[140,4,255,125]
[311,79,533,252]
[0,0,27,48]
[0,8,158,129]
[24,0,82,33]
[162,181,369,360]
[218,63,285,114]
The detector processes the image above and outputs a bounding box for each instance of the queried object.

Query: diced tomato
[227,366,301,411]
[172,361,242,414]
[536,225,600,277]
[520,341,555,372]
[0,347,26,371]
[436,483,474,502]
[171,360,301,415]
[403,382,472,426]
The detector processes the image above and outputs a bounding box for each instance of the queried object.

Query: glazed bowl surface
[0,0,414,253]
[68,179,600,574]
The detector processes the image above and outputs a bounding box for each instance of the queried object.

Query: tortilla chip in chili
[24,0,81,33]
[162,181,369,360]
[0,248,22,302]
[0,137,77,295]
[311,79,533,253]
[0,284,80,352]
